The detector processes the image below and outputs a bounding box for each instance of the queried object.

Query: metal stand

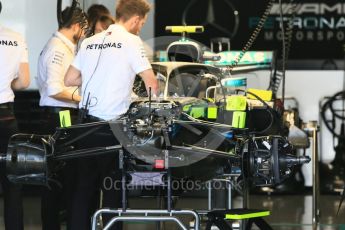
[91,148,201,230]
[92,209,200,230]
[205,208,273,230]
[206,175,258,230]
[207,176,238,210]
[304,121,320,229]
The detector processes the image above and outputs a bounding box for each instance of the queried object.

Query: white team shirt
[73,24,152,120]
[0,25,29,104]
[37,32,78,108]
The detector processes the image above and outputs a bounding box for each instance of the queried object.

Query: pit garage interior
[0,0,345,230]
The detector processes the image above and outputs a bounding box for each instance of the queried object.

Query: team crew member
[0,23,30,230]
[64,0,158,228]
[37,6,87,230]
[86,4,111,37]
[93,14,115,34]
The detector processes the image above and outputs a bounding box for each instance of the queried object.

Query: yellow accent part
[165,26,204,34]
[207,106,218,119]
[190,107,205,118]
[226,95,247,111]
[225,211,270,220]
[59,110,72,128]
[183,105,191,112]
[232,111,246,128]
[247,88,272,101]
[206,98,215,103]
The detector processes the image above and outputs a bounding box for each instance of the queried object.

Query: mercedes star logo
[182,0,240,39]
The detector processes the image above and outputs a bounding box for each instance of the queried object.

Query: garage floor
[0,194,344,230]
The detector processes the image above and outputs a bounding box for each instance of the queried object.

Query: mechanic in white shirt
[64,0,158,229]
[37,9,86,110]
[86,4,111,37]
[0,22,30,230]
[65,4,158,120]
[93,14,115,35]
[37,6,87,230]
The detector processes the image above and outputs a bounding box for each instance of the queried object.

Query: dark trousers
[0,106,24,230]
[39,107,78,230]
[68,115,122,230]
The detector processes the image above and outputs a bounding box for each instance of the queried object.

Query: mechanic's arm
[64,65,82,87]
[52,89,81,102]
[55,67,81,102]
[11,62,30,90]
[138,69,159,96]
